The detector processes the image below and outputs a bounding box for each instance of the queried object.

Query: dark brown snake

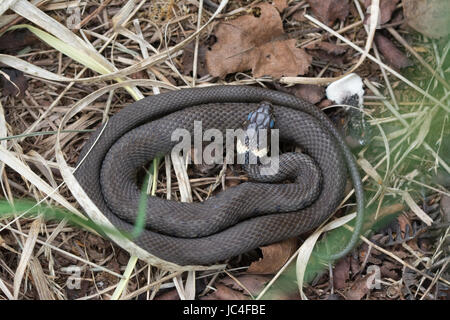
[74,85,364,266]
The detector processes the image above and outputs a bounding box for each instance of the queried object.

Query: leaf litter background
[0,0,448,300]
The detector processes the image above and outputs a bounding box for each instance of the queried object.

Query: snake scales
[74,85,364,266]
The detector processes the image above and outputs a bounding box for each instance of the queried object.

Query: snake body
[75,85,364,266]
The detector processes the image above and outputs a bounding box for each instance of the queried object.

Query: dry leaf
[206,3,283,77]
[201,284,250,300]
[181,41,209,77]
[247,237,298,274]
[306,0,349,26]
[285,84,325,104]
[220,274,271,297]
[309,41,347,56]
[374,33,411,69]
[390,249,409,260]
[318,99,333,109]
[292,10,306,22]
[306,41,347,66]
[252,39,312,78]
[206,3,311,79]
[345,272,374,300]
[155,289,181,300]
[403,0,450,39]
[333,257,351,290]
[364,0,400,25]
[0,67,28,98]
[380,261,400,280]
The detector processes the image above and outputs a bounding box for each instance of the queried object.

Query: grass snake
[74,85,364,266]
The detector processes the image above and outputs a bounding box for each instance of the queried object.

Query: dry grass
[0,0,448,300]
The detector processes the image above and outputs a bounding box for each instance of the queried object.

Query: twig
[72,0,114,31]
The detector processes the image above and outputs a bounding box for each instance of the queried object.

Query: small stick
[72,0,114,31]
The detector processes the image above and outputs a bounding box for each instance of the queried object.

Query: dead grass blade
[13,216,42,299]
[402,191,433,226]
[0,276,14,300]
[0,145,82,216]
[111,255,138,300]
[0,0,17,16]
[28,258,55,300]
[171,152,193,203]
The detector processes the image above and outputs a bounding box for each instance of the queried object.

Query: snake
[74,85,364,266]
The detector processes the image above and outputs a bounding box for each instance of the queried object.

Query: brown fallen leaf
[181,41,209,78]
[0,68,28,98]
[293,84,324,104]
[403,0,450,39]
[252,39,312,78]
[308,41,347,56]
[333,257,351,290]
[155,289,181,300]
[281,84,325,104]
[247,237,298,274]
[206,3,311,79]
[306,0,349,26]
[306,41,347,66]
[380,261,400,280]
[364,0,400,25]
[390,249,409,260]
[206,3,283,78]
[220,274,272,297]
[201,283,250,300]
[345,272,375,300]
[318,98,333,109]
[292,9,307,22]
[374,33,411,69]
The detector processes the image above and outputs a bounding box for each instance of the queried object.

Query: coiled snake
[75,85,364,266]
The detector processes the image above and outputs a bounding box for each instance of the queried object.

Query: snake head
[238,101,275,165]
[245,101,275,129]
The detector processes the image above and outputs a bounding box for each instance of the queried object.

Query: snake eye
[247,112,252,121]
[269,119,275,128]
